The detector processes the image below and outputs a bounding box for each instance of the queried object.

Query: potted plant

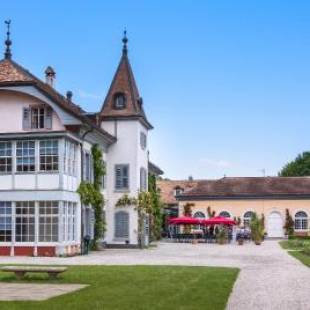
[237,236,244,245]
[250,213,264,245]
[216,226,228,245]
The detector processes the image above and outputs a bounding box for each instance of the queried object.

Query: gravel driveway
[0,240,309,309]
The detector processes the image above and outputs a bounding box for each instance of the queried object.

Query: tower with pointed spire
[100,31,152,246]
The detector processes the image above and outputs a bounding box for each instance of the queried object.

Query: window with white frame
[15,201,35,242]
[140,132,147,150]
[84,152,92,182]
[23,106,53,130]
[140,167,147,191]
[115,164,129,190]
[61,201,77,242]
[295,211,308,231]
[65,140,77,176]
[0,142,12,173]
[67,202,76,241]
[243,211,254,227]
[219,211,231,218]
[193,212,205,218]
[174,186,184,196]
[39,140,59,171]
[0,202,12,242]
[39,201,58,242]
[114,93,126,109]
[16,141,35,172]
[114,211,129,239]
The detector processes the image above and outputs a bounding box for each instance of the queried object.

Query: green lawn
[289,251,310,267]
[279,240,310,268]
[0,265,239,310]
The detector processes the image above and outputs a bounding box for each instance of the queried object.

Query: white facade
[0,43,153,255]
[103,120,149,245]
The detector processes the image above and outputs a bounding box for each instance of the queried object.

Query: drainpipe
[80,126,94,254]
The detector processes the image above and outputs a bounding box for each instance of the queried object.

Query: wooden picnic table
[0,266,68,280]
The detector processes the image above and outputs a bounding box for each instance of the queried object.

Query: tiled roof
[0,59,34,82]
[157,180,199,205]
[178,177,310,200]
[100,52,153,129]
[0,58,116,144]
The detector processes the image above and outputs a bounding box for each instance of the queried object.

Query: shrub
[250,213,265,245]
[216,226,228,245]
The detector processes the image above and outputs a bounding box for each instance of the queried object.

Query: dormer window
[23,105,52,130]
[174,186,184,196]
[114,93,126,110]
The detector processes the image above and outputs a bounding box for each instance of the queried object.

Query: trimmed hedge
[288,235,310,240]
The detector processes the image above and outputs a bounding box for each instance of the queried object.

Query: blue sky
[1,1,310,179]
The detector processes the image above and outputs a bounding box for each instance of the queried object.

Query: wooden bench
[0,266,68,280]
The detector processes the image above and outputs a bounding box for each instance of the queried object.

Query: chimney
[45,66,56,87]
[66,90,73,102]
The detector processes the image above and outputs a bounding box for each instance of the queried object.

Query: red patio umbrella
[203,216,236,226]
[168,216,203,225]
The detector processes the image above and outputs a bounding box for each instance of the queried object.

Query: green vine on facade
[77,144,105,248]
[148,174,164,241]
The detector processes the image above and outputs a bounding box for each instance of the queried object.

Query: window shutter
[45,106,53,129]
[22,107,31,130]
[115,211,129,238]
[115,166,122,189]
[122,166,128,189]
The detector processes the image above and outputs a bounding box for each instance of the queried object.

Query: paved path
[0,240,309,309]
[0,283,87,301]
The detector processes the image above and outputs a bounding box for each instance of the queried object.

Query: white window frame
[243,211,254,227]
[0,142,12,173]
[39,140,59,172]
[115,164,129,191]
[38,201,59,242]
[219,211,231,218]
[15,201,35,242]
[140,167,147,191]
[114,211,129,239]
[0,202,12,242]
[140,132,147,150]
[294,211,308,231]
[29,105,52,130]
[16,140,36,172]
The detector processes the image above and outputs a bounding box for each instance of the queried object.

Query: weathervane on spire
[4,20,12,59]
[122,29,128,55]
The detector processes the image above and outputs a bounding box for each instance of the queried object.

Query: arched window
[295,211,308,231]
[243,211,255,227]
[219,211,231,218]
[193,212,205,218]
[114,211,129,239]
[114,93,126,109]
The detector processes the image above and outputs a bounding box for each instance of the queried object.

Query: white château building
[0,23,156,256]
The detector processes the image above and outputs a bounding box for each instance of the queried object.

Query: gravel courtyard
[0,240,309,309]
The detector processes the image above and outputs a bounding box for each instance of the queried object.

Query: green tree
[279,152,310,176]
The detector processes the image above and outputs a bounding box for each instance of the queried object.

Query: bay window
[16,141,35,172]
[39,201,58,242]
[0,142,12,173]
[15,201,35,242]
[39,140,58,171]
[0,202,12,242]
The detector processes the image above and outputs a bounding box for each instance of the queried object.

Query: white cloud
[199,158,232,168]
[78,90,103,100]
